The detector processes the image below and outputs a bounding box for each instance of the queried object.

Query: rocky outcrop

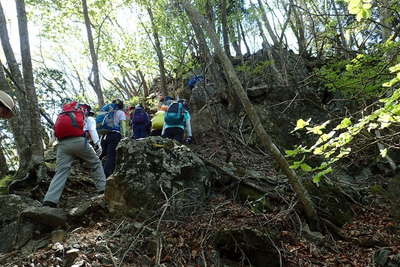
[105,137,211,218]
[0,195,40,253]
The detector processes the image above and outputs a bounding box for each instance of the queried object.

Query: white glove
[93,142,102,157]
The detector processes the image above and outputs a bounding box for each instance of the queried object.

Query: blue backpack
[164,102,185,125]
[96,103,118,134]
[132,108,149,125]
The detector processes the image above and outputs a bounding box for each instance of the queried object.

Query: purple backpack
[132,108,148,125]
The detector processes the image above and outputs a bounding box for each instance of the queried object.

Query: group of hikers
[46,96,193,207]
[0,90,193,208]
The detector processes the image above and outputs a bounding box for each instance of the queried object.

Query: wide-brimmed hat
[0,90,15,118]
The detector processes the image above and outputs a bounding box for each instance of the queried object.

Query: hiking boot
[43,201,57,208]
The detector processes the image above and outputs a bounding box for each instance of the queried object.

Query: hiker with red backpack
[97,99,127,178]
[131,104,150,139]
[43,102,106,208]
[162,99,193,144]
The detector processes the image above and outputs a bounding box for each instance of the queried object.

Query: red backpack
[54,101,86,140]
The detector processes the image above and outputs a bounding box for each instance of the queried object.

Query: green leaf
[312,167,333,183]
[294,119,310,131]
[307,120,330,135]
[380,148,388,158]
[285,149,297,157]
[300,163,313,172]
[334,118,352,130]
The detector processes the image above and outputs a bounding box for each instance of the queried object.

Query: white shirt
[83,116,100,144]
[114,110,126,126]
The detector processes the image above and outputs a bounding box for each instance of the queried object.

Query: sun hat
[0,90,15,116]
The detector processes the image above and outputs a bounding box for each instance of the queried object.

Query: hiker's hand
[185,136,193,144]
[94,142,102,157]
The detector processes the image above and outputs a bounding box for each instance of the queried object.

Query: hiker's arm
[161,123,166,136]
[185,113,192,137]
[120,120,128,137]
[87,117,100,144]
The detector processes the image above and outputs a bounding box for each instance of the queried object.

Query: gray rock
[21,238,49,254]
[22,206,67,227]
[373,248,400,267]
[51,229,65,243]
[68,195,105,219]
[0,222,34,252]
[0,195,40,253]
[247,85,269,98]
[105,137,210,218]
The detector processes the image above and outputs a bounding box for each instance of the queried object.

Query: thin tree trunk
[230,23,242,57]
[220,0,231,57]
[291,3,307,56]
[379,0,392,41]
[332,0,350,57]
[251,3,269,47]
[256,0,279,47]
[0,137,8,178]
[137,70,149,97]
[16,0,44,164]
[147,6,167,97]
[205,0,216,34]
[239,22,251,55]
[181,1,320,230]
[82,0,104,106]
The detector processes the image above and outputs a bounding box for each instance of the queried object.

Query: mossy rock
[0,175,14,195]
[304,179,354,226]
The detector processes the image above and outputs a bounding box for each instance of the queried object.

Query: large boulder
[0,194,40,252]
[105,137,211,218]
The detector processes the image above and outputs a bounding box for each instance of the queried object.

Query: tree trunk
[251,3,269,47]
[181,1,320,230]
[291,1,308,56]
[332,0,350,58]
[0,2,44,179]
[230,23,242,57]
[379,0,393,41]
[137,70,149,97]
[0,136,8,178]
[82,0,104,106]
[220,0,231,58]
[147,6,167,97]
[239,22,251,55]
[16,0,44,164]
[256,0,279,47]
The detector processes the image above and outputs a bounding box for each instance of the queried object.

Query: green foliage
[345,0,372,21]
[235,59,273,77]
[287,58,400,183]
[317,41,400,99]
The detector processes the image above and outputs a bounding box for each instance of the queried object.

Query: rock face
[0,195,40,252]
[105,137,211,218]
